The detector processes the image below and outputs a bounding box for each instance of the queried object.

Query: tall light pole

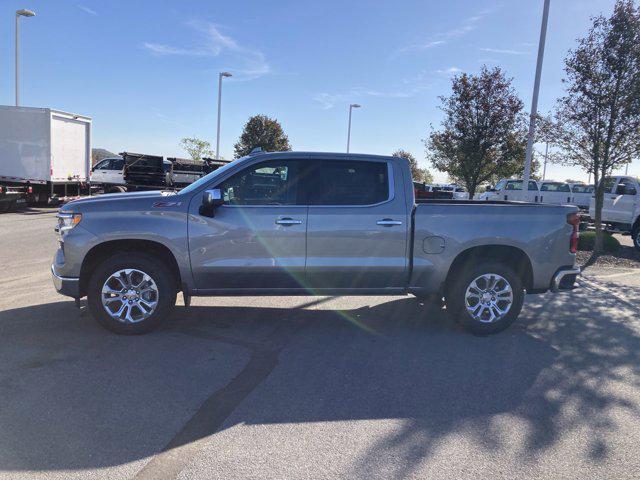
[346,103,361,153]
[215,71,232,160]
[523,0,550,189]
[15,9,36,107]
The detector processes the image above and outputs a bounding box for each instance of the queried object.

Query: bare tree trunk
[594,180,605,253]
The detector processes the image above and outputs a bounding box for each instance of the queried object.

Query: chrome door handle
[276,218,303,226]
[377,219,403,226]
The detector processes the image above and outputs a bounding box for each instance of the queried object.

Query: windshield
[178,159,239,195]
[494,179,508,190]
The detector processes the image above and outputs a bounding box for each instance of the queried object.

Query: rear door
[188,157,310,290]
[305,158,409,290]
[50,114,89,181]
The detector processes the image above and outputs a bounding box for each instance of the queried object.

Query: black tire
[2,199,17,213]
[445,261,524,335]
[108,185,127,194]
[633,224,640,252]
[87,252,177,334]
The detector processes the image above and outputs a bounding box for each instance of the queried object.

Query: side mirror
[486,185,494,192]
[200,188,224,216]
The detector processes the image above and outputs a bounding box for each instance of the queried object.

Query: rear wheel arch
[79,239,181,297]
[444,245,534,293]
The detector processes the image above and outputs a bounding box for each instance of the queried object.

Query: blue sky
[0,0,635,182]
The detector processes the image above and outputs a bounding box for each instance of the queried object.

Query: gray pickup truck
[52,151,580,335]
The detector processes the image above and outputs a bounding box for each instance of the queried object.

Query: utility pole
[215,72,232,160]
[15,9,36,107]
[346,103,361,153]
[523,0,551,188]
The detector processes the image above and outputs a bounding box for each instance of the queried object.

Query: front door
[188,158,309,290]
[304,158,409,290]
[610,177,638,224]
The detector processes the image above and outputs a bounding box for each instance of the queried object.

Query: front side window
[602,177,617,192]
[219,160,304,205]
[93,159,109,170]
[528,181,538,191]
[505,180,523,191]
[309,160,389,205]
[494,179,507,191]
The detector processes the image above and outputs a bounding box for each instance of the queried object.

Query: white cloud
[77,5,97,16]
[313,86,419,110]
[436,67,463,75]
[143,21,270,80]
[479,47,527,55]
[395,8,496,56]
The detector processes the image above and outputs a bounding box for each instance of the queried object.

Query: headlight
[56,212,82,235]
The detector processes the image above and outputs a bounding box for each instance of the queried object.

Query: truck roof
[246,151,399,162]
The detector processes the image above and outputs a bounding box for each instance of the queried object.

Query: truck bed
[410,200,577,294]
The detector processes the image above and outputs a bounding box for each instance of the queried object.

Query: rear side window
[541,182,570,192]
[309,160,390,205]
[110,158,124,170]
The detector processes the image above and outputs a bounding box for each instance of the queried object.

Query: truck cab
[589,176,640,250]
[91,157,125,187]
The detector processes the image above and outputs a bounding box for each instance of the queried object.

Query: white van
[478,179,540,202]
[539,181,573,205]
[589,176,640,250]
[568,183,595,210]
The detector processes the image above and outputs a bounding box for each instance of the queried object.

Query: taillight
[567,212,580,253]
[27,186,33,194]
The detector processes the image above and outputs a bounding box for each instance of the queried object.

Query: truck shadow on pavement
[0,285,639,477]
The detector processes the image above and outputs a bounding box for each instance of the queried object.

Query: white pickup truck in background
[590,176,640,251]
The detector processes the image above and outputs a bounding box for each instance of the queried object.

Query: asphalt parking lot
[1,207,640,480]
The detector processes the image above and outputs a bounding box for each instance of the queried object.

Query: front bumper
[551,266,581,292]
[51,264,80,298]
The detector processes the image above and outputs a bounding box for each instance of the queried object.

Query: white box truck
[0,105,91,211]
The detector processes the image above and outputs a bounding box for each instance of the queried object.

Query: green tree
[180,137,214,162]
[233,115,292,158]
[425,66,533,198]
[552,0,640,251]
[392,149,434,183]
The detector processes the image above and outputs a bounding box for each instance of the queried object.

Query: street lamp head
[16,9,36,17]
[220,72,233,78]
[350,103,361,108]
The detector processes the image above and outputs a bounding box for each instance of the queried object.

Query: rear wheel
[108,185,127,194]
[446,261,524,335]
[87,253,176,334]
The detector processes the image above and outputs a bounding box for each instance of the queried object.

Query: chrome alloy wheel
[464,273,513,324]
[101,269,159,323]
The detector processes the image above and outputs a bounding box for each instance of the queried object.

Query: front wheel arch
[79,239,181,297]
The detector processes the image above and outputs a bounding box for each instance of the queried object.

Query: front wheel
[633,226,640,252]
[446,261,524,335]
[87,253,176,334]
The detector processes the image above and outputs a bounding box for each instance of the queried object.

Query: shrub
[578,231,620,252]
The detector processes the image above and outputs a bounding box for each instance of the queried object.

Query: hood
[60,190,177,212]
